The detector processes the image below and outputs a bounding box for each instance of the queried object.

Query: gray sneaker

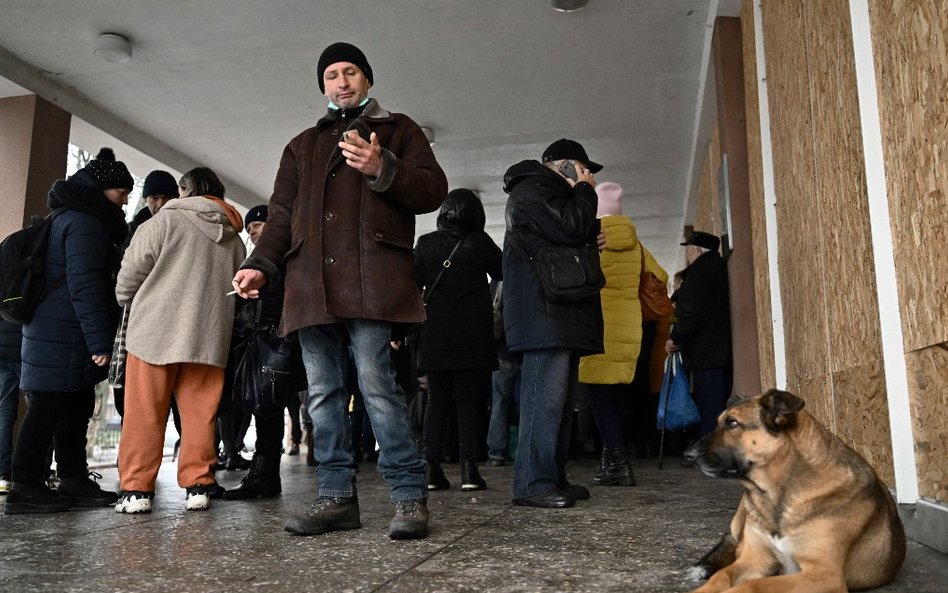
[283,496,361,536]
[388,499,429,540]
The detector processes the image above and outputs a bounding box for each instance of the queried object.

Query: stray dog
[683,389,905,593]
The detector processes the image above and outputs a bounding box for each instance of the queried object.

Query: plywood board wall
[869,0,948,353]
[760,0,894,484]
[869,0,948,505]
[761,0,830,402]
[741,1,776,391]
[906,345,948,502]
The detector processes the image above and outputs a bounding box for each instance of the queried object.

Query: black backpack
[0,208,67,324]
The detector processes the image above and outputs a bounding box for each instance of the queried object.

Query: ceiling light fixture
[551,0,589,12]
[94,33,133,63]
[420,126,435,146]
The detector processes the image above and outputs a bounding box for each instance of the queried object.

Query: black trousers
[11,387,95,486]
[586,383,631,450]
[423,370,490,460]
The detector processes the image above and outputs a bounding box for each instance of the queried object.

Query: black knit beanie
[84,148,134,191]
[317,42,373,93]
[243,204,268,230]
[142,170,179,199]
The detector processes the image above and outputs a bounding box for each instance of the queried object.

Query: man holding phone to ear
[232,41,447,539]
[501,138,605,509]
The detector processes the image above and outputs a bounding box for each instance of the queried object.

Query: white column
[753,1,787,390]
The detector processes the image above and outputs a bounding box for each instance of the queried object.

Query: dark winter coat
[21,170,128,392]
[241,99,448,335]
[669,250,731,371]
[500,160,604,355]
[414,224,502,372]
[0,319,22,364]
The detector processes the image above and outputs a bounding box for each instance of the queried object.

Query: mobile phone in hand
[342,130,360,145]
[558,160,578,181]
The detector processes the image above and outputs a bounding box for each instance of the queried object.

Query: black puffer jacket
[669,250,731,371]
[21,170,127,392]
[501,160,603,354]
[414,189,502,372]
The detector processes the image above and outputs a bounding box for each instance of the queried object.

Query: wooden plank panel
[761,0,829,388]
[805,0,884,371]
[869,0,948,352]
[741,2,776,390]
[695,123,722,234]
[832,360,895,487]
[906,345,948,503]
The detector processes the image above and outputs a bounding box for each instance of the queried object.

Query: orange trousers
[118,353,223,492]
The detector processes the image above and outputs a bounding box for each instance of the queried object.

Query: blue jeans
[487,359,519,460]
[512,348,577,499]
[298,321,426,502]
[0,359,20,478]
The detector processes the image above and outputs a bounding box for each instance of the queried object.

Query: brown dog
[683,389,905,593]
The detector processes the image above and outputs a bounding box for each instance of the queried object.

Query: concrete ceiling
[0,0,742,275]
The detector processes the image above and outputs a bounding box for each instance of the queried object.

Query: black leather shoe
[486,457,507,467]
[4,483,74,514]
[512,491,575,509]
[283,496,361,535]
[57,471,118,507]
[560,483,590,501]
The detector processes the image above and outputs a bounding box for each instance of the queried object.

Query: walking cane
[657,353,673,470]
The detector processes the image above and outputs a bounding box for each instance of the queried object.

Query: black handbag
[508,233,605,303]
[232,302,295,415]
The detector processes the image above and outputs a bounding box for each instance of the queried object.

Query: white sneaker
[0,478,11,494]
[185,485,211,511]
[115,492,153,513]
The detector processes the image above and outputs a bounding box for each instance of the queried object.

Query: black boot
[426,457,450,491]
[460,458,486,491]
[593,447,635,486]
[593,450,608,483]
[224,455,282,499]
[224,453,252,471]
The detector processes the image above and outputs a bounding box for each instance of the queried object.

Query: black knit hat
[317,42,373,93]
[84,148,134,191]
[142,170,178,199]
[244,204,268,230]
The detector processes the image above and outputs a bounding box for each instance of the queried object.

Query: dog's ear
[760,389,805,432]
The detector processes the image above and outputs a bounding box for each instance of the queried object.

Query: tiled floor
[1,453,945,592]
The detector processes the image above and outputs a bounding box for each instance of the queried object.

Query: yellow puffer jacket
[579,215,668,385]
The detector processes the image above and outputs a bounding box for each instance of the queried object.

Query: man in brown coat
[233,42,447,539]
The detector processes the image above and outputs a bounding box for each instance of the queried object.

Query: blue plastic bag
[657,353,701,431]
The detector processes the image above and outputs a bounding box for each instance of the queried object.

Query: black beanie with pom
[83,147,134,191]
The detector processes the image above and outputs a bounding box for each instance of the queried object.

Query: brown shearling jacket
[243,99,447,335]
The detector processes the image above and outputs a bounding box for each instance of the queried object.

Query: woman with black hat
[5,148,132,514]
[413,189,502,492]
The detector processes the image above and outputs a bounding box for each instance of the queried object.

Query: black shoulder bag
[405,235,465,352]
[507,232,605,303]
[233,300,295,415]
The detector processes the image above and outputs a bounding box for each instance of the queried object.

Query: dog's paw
[685,565,710,582]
